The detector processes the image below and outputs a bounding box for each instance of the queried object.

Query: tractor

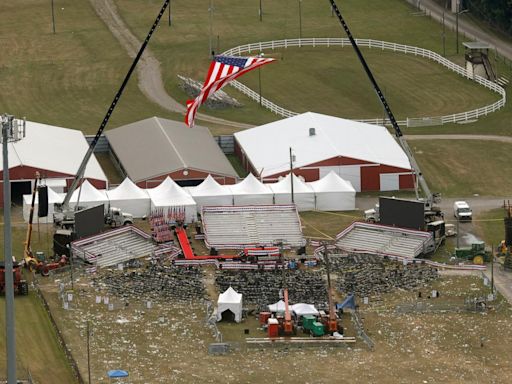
[0,261,29,296]
[454,241,492,265]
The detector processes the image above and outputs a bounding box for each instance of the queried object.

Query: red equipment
[0,262,28,296]
[323,243,339,334]
[283,288,294,335]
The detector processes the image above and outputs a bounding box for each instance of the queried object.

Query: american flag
[185,55,276,127]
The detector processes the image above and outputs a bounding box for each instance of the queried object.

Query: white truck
[453,201,472,221]
[105,207,134,227]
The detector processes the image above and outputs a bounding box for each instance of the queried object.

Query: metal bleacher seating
[335,222,433,259]
[202,205,306,249]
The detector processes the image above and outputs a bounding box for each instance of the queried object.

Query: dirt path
[89,0,252,129]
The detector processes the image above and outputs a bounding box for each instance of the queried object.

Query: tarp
[187,174,233,210]
[227,173,274,206]
[291,303,319,317]
[216,286,243,323]
[268,300,286,313]
[68,180,109,212]
[146,177,197,223]
[269,173,315,211]
[336,294,356,310]
[107,370,129,378]
[106,177,150,218]
[307,171,356,211]
[22,187,64,223]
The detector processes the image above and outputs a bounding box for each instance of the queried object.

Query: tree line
[465,0,512,36]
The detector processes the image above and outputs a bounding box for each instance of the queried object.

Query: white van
[453,201,472,221]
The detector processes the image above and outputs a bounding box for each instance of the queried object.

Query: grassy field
[413,139,512,197]
[1,0,510,135]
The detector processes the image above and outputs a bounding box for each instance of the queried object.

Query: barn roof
[105,117,238,182]
[0,120,107,182]
[234,112,412,177]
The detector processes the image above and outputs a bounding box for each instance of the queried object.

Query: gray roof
[463,42,492,50]
[106,117,237,182]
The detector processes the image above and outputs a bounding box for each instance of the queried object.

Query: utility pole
[289,147,295,204]
[442,10,446,57]
[258,53,264,106]
[2,114,26,384]
[168,0,171,26]
[259,0,262,22]
[51,0,56,34]
[87,320,92,383]
[209,0,214,57]
[298,0,303,42]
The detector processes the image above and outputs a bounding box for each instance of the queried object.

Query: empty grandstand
[71,226,180,267]
[335,222,434,259]
[202,205,306,249]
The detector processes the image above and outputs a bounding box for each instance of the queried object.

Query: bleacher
[335,222,434,259]
[71,226,179,268]
[202,205,306,249]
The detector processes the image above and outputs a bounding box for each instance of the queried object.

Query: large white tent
[216,286,243,323]
[269,173,315,211]
[106,178,150,218]
[291,303,319,317]
[68,180,109,212]
[227,173,274,206]
[187,175,233,210]
[307,171,356,211]
[146,177,197,223]
[22,187,64,223]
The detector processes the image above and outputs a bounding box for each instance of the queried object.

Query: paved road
[405,0,512,61]
[89,0,253,129]
[483,262,512,304]
[406,134,512,144]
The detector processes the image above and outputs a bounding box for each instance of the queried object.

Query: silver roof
[106,117,238,182]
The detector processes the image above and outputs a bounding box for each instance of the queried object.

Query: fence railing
[222,38,506,127]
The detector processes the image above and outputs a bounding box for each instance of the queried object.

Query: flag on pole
[185,55,276,127]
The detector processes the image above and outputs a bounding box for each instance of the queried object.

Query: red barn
[234,112,414,192]
[0,121,107,205]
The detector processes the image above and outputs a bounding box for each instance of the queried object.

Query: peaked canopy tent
[146,177,197,223]
[307,171,356,211]
[187,174,233,210]
[22,187,64,223]
[268,300,286,313]
[226,173,274,206]
[216,286,243,323]
[269,173,315,211]
[67,180,109,212]
[106,178,150,218]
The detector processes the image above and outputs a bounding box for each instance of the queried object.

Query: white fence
[222,38,506,127]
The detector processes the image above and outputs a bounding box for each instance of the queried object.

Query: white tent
[22,187,64,223]
[291,303,319,317]
[227,173,274,206]
[268,300,286,313]
[269,173,315,211]
[187,175,233,210]
[216,286,243,323]
[146,177,197,223]
[68,180,109,212]
[307,171,356,211]
[106,178,150,218]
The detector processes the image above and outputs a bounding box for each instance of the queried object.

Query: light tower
[1,114,26,384]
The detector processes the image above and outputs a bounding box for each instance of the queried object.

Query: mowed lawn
[0,0,180,134]
[413,139,512,197]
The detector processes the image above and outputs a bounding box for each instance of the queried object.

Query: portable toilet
[259,312,271,326]
[268,318,279,338]
[311,321,325,337]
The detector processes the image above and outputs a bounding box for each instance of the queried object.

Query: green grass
[474,208,506,248]
[413,140,512,197]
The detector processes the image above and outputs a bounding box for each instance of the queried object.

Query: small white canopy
[22,187,64,223]
[268,300,286,313]
[69,180,109,211]
[216,286,243,323]
[269,173,315,211]
[146,177,197,223]
[307,171,356,211]
[227,173,274,206]
[106,178,150,218]
[291,303,319,317]
[187,175,233,210]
